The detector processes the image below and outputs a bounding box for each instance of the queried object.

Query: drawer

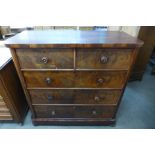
[76,49,132,69]
[34,105,116,118]
[24,71,127,88]
[29,89,121,105]
[16,48,74,69]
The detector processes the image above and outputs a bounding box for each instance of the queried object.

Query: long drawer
[24,71,127,88]
[29,89,121,105]
[76,48,132,69]
[34,105,116,119]
[16,48,74,69]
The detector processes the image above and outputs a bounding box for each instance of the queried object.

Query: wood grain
[0,59,28,123]
[23,71,127,89]
[130,26,155,80]
[29,89,121,105]
[5,30,143,126]
[5,30,143,48]
[76,48,132,69]
[34,105,116,119]
[11,49,35,117]
[16,48,74,69]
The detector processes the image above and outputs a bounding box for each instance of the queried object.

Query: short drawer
[34,105,116,118]
[24,71,127,88]
[16,48,74,69]
[29,89,121,105]
[76,48,132,69]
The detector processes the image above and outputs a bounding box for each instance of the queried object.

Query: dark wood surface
[76,48,132,69]
[5,30,143,126]
[130,26,155,81]
[34,105,116,119]
[29,89,121,105]
[23,71,127,89]
[32,118,115,126]
[0,59,28,123]
[5,30,143,48]
[16,48,74,69]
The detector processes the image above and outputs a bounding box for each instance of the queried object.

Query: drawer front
[24,71,74,88]
[29,89,121,105]
[74,90,121,105]
[16,48,74,69]
[34,105,116,118]
[30,89,74,105]
[24,71,126,88]
[75,71,126,88]
[76,49,132,69]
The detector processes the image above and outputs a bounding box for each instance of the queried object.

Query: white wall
[121,26,140,37]
[108,26,140,37]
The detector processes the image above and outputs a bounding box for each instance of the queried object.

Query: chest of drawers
[0,48,28,123]
[5,30,143,125]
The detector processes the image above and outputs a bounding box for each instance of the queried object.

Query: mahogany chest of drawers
[0,48,28,123]
[5,30,143,125]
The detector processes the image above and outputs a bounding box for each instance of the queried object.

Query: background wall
[108,26,140,37]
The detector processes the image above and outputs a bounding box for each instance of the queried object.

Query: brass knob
[94,96,100,101]
[97,78,104,84]
[100,56,108,64]
[45,77,52,84]
[92,110,97,115]
[41,57,48,64]
[51,110,55,116]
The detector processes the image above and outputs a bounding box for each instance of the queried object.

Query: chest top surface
[5,30,143,48]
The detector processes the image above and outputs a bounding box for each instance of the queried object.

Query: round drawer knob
[97,78,104,84]
[51,110,55,116]
[45,77,52,84]
[41,57,48,64]
[100,56,108,64]
[94,96,100,101]
[92,110,97,115]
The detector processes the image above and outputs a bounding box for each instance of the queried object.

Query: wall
[108,26,140,37]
